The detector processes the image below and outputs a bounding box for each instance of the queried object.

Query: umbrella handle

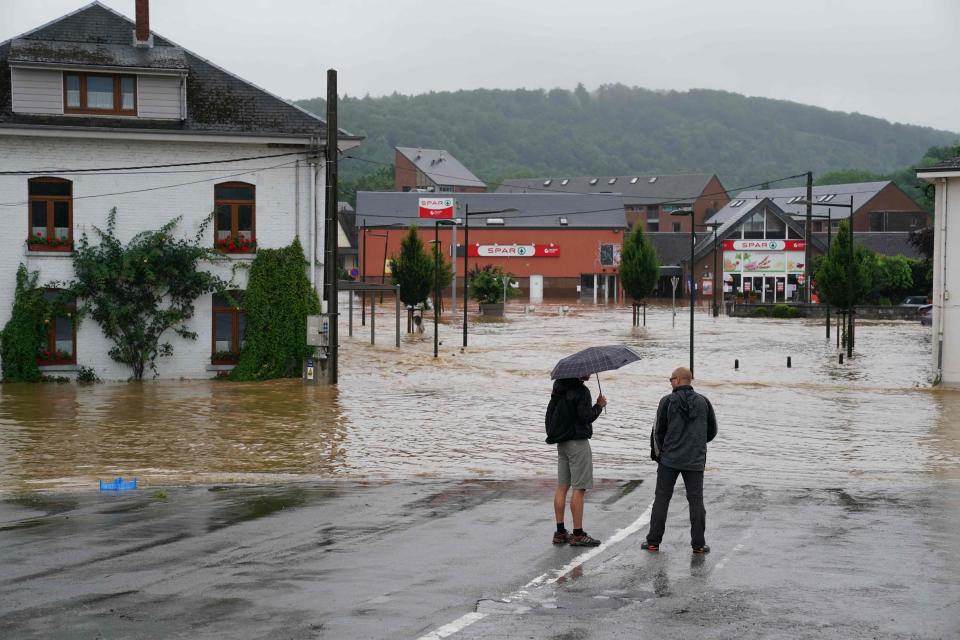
[596,373,606,413]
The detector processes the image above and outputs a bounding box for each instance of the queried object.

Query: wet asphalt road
[1,475,958,639]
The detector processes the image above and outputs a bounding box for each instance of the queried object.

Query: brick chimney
[134,0,151,47]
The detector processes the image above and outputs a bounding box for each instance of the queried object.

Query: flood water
[1,300,957,494]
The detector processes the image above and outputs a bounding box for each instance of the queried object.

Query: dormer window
[64,72,137,115]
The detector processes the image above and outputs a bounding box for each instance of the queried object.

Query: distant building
[917,156,960,387]
[712,181,928,233]
[337,202,358,276]
[497,174,729,233]
[355,191,625,299]
[394,147,486,193]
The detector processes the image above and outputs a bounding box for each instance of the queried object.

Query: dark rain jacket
[552,378,603,440]
[651,385,717,471]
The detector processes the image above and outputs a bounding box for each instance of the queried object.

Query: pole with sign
[671,275,679,328]
[419,198,455,358]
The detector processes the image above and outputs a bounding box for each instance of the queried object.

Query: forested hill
[296,84,958,190]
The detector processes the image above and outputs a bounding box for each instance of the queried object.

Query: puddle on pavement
[0,300,951,493]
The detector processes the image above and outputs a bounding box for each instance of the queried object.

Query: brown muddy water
[1,300,957,493]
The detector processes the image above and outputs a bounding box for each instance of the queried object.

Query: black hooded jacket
[551,378,603,440]
[651,385,717,471]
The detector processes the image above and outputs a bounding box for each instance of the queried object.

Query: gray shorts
[557,439,594,490]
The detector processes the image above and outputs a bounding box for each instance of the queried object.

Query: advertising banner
[723,250,805,273]
[721,239,805,251]
[467,244,560,257]
[418,197,455,219]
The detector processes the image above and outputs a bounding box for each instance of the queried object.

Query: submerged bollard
[734,359,739,370]
[839,353,844,364]
[787,356,792,368]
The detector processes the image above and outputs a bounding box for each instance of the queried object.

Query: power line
[0,160,298,207]
[0,151,307,176]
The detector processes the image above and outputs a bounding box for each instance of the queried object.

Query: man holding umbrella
[550,375,607,546]
[549,345,640,547]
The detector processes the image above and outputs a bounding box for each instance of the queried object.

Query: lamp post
[671,208,696,376]
[432,219,457,358]
[796,196,855,356]
[461,204,519,348]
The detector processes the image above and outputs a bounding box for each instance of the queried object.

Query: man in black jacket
[645,367,717,554]
[552,376,607,546]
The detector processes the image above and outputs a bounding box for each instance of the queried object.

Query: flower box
[211,351,240,365]
[216,237,257,254]
[27,237,72,252]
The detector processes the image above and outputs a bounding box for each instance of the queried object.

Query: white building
[918,156,960,387]
[0,1,360,380]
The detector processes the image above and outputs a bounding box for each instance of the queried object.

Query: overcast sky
[2,0,958,133]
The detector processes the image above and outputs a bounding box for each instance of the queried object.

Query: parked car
[900,296,929,307]
[919,304,933,326]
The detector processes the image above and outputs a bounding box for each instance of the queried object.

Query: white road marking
[416,501,654,640]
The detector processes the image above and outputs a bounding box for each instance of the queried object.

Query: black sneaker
[692,545,711,554]
[552,531,570,545]
[643,541,659,551]
[569,531,601,547]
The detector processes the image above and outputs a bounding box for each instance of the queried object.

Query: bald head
[670,367,692,388]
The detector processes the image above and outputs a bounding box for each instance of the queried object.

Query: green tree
[813,220,874,311]
[338,165,394,208]
[619,222,660,302]
[230,239,320,381]
[869,254,913,304]
[70,209,223,380]
[468,264,518,305]
[431,244,453,297]
[389,226,433,307]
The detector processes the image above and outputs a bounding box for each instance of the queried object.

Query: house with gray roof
[711,180,927,234]
[394,146,486,193]
[497,173,729,233]
[0,1,362,380]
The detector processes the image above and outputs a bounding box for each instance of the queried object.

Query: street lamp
[432,219,458,358]
[795,196,855,357]
[461,204,519,348]
[671,208,696,376]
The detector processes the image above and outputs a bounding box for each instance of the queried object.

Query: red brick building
[497,173,729,233]
[355,191,626,299]
[394,147,487,193]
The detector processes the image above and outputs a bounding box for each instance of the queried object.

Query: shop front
[723,239,806,303]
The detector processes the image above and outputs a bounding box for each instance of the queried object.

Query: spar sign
[467,244,560,257]
[722,239,805,251]
[418,197,455,219]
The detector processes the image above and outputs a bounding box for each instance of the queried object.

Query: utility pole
[805,171,813,303]
[324,69,339,384]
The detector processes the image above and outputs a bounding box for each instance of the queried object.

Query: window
[673,222,681,232]
[212,291,246,363]
[214,182,256,253]
[648,177,658,183]
[37,290,76,366]
[589,178,599,186]
[743,211,765,239]
[630,177,640,184]
[63,72,136,115]
[647,220,659,233]
[560,179,569,186]
[559,217,569,226]
[485,218,505,225]
[608,178,617,185]
[764,212,786,239]
[543,179,553,187]
[28,178,72,251]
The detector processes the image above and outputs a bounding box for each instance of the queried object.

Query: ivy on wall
[229,239,320,381]
[0,266,45,382]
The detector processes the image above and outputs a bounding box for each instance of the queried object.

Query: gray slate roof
[395,147,486,189]
[8,37,188,70]
[709,181,901,225]
[355,192,626,229]
[691,198,823,261]
[497,174,718,207]
[0,2,359,139]
[917,156,960,173]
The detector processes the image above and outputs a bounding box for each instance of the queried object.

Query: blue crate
[99,476,138,491]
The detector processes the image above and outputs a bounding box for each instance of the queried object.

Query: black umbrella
[550,345,642,408]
